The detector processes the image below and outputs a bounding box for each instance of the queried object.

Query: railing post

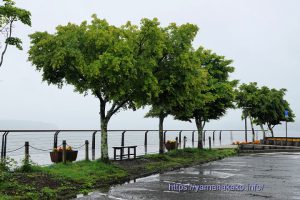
[213,131,215,141]
[25,141,29,164]
[175,137,178,149]
[203,131,206,141]
[144,131,148,146]
[85,140,89,161]
[192,131,195,147]
[1,132,7,159]
[209,137,212,150]
[53,131,60,149]
[92,131,97,160]
[183,136,186,149]
[179,131,182,147]
[245,118,248,142]
[163,131,167,145]
[62,140,67,164]
[2,132,9,159]
[219,131,222,141]
[121,131,126,146]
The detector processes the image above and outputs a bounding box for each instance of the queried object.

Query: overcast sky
[0,0,299,136]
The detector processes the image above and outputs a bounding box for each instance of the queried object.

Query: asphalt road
[77,152,300,200]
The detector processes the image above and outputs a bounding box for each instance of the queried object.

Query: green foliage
[146,23,207,119]
[173,47,237,149]
[144,22,208,153]
[193,47,237,122]
[0,157,17,172]
[0,0,31,67]
[28,16,166,159]
[15,156,38,173]
[236,82,295,135]
[40,187,57,199]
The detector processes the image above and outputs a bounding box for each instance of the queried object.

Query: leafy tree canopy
[145,22,208,153]
[28,15,166,160]
[236,82,295,136]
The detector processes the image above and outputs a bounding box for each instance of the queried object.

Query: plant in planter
[165,140,177,151]
[50,145,78,163]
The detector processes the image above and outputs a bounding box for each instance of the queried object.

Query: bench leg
[134,147,136,159]
[114,148,116,160]
[120,148,123,161]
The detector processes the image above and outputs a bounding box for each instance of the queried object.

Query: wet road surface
[77,152,300,200]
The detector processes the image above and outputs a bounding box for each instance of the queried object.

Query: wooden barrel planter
[165,142,176,151]
[50,151,78,163]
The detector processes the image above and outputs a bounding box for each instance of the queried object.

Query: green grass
[0,148,236,199]
[35,160,128,185]
[140,148,236,173]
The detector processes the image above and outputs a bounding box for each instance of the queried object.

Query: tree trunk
[159,114,165,154]
[259,124,266,139]
[100,118,109,161]
[99,100,109,162]
[249,115,255,142]
[267,124,274,137]
[195,117,204,149]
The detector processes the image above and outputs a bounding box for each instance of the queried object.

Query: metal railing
[1,129,266,162]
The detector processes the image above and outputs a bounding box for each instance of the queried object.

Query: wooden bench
[113,145,137,160]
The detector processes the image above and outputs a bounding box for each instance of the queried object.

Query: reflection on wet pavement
[76,152,300,200]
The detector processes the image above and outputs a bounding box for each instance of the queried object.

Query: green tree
[0,0,31,68]
[254,86,295,137]
[191,47,237,149]
[236,83,295,137]
[28,15,165,161]
[146,23,207,154]
[235,82,260,138]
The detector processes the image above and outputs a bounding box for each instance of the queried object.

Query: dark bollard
[179,131,182,146]
[213,131,215,141]
[192,131,195,147]
[144,131,148,155]
[144,131,148,146]
[62,140,67,164]
[121,131,126,146]
[175,137,178,149]
[183,136,187,149]
[209,137,212,150]
[85,140,89,161]
[92,131,97,160]
[25,141,29,165]
[219,131,222,141]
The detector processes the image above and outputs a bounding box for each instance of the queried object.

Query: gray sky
[0,0,299,136]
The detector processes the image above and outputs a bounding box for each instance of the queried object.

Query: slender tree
[235,82,260,137]
[0,0,31,68]
[236,83,295,137]
[28,16,165,161]
[188,47,237,149]
[146,23,207,154]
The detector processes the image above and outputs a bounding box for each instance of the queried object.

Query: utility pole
[285,110,289,143]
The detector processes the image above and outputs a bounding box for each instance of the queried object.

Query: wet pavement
[76,152,300,200]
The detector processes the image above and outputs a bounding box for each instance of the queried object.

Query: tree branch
[0,19,13,68]
[106,98,128,120]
